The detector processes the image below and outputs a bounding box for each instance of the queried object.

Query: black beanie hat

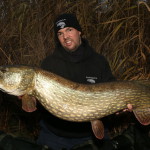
[54,13,82,34]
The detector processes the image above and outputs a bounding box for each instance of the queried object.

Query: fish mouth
[0,88,5,93]
[0,87,12,94]
[0,87,19,95]
[0,66,8,73]
[0,87,14,95]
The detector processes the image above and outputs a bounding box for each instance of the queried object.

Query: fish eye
[0,68,8,73]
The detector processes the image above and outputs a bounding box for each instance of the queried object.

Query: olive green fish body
[0,65,150,125]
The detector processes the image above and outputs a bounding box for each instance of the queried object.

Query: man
[36,13,129,150]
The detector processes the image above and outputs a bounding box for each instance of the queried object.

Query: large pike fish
[0,65,150,139]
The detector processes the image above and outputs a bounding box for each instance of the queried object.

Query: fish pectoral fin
[91,120,104,140]
[21,94,37,112]
[133,106,150,125]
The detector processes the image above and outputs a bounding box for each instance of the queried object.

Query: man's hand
[116,104,133,115]
[126,104,133,112]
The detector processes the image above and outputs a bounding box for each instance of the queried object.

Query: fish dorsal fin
[133,106,150,125]
[21,94,37,112]
[91,120,104,139]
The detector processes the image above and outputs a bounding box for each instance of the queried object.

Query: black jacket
[40,39,115,138]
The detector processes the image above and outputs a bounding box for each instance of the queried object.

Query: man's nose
[63,32,69,39]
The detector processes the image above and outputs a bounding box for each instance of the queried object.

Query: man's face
[57,27,81,52]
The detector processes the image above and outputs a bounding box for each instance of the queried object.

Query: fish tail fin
[133,106,150,125]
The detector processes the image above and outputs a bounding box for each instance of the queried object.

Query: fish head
[0,65,34,96]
